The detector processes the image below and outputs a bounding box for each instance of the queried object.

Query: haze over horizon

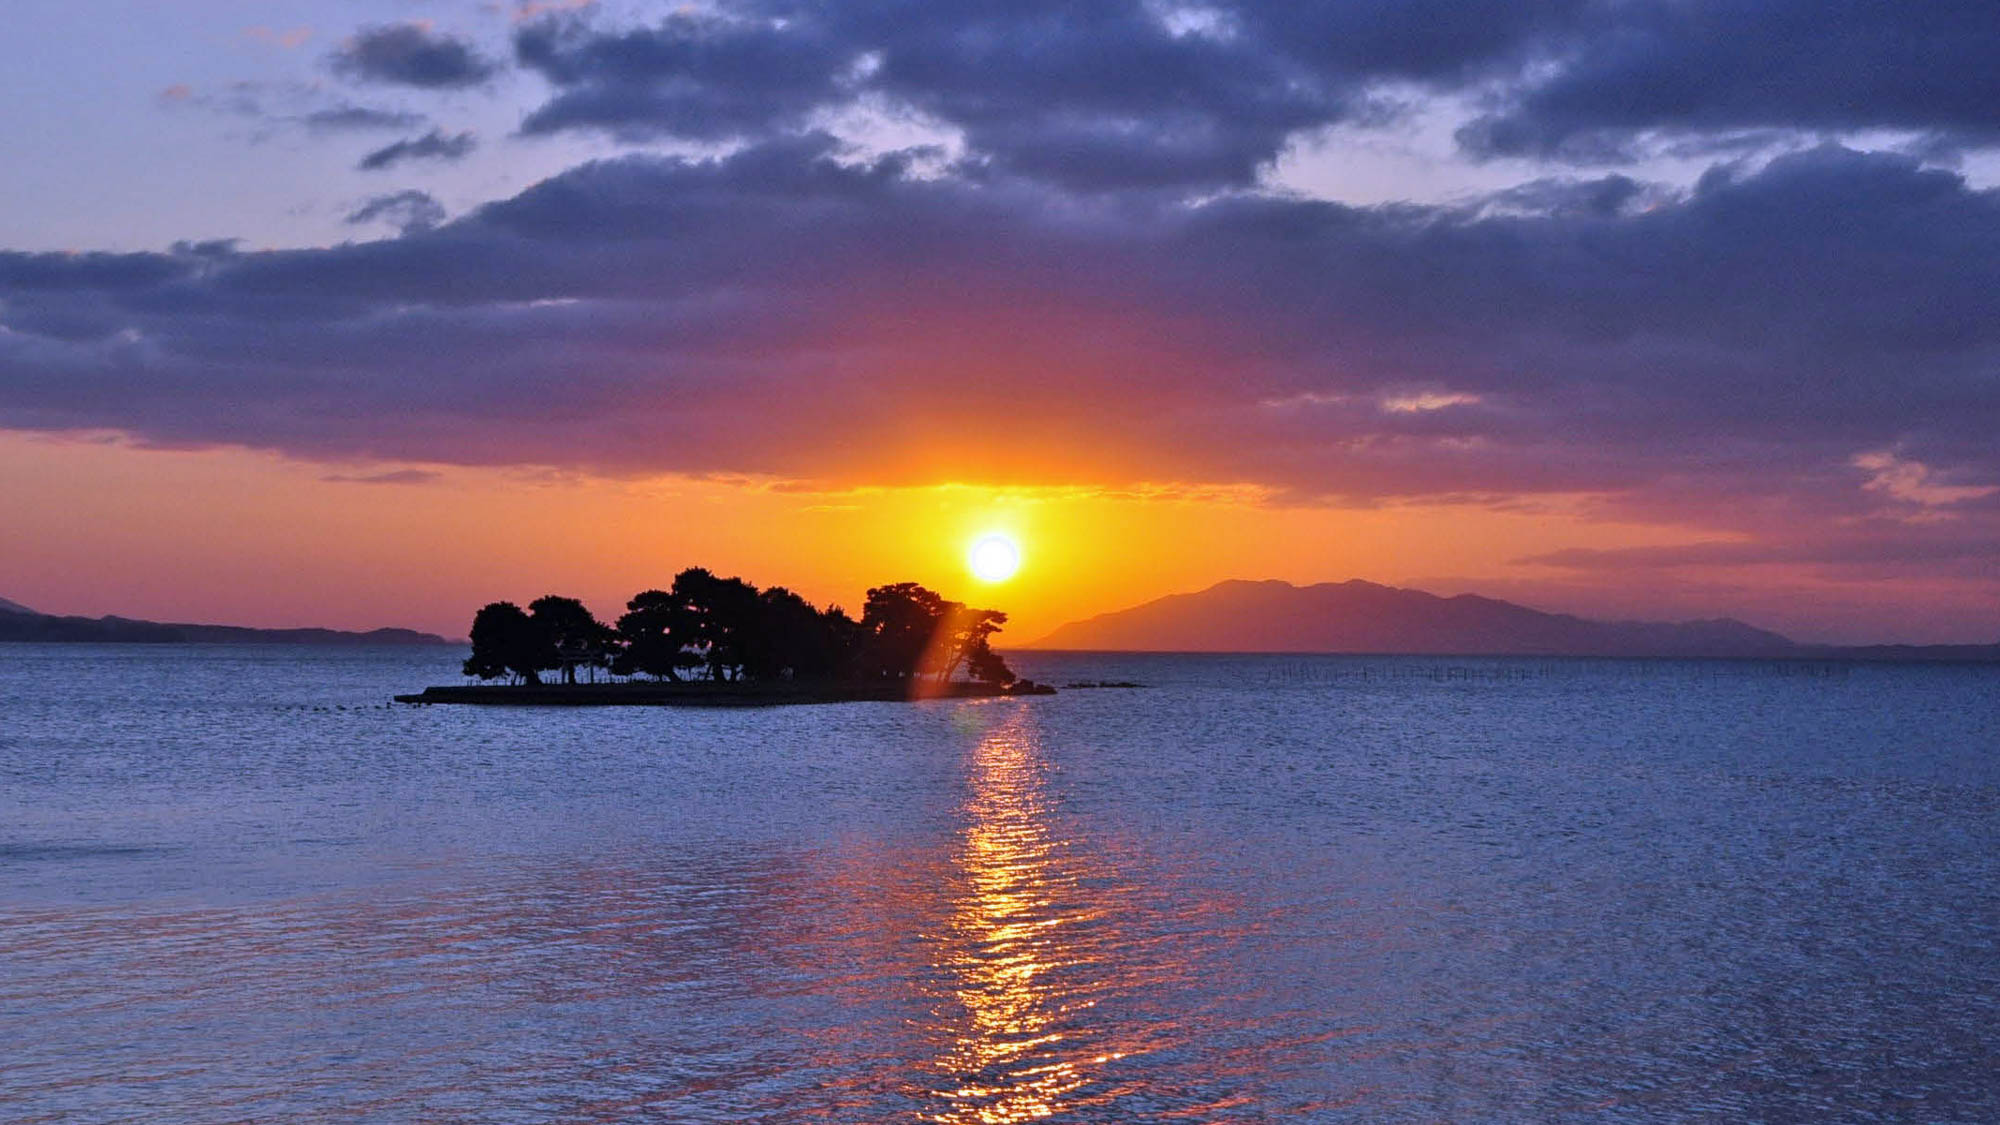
[4,0,1998,644]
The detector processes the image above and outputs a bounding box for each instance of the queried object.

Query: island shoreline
[394,680,1055,707]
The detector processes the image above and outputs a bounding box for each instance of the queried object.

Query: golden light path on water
[922,710,1151,1124]
[935,717,1082,1120]
[768,701,1267,1122]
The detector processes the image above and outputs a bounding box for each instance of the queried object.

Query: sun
[968,533,1022,583]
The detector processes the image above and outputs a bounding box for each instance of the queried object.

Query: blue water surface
[2,645,1997,1122]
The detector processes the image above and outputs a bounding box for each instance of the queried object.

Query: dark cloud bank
[3,140,1993,500]
[330,23,498,89]
[510,0,2000,180]
[5,0,2000,593]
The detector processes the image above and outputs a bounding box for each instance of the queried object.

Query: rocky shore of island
[395,679,1054,707]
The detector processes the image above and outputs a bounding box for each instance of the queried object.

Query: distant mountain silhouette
[0,602,448,645]
[1028,579,1994,659]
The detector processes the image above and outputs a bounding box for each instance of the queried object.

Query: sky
[2,0,1998,644]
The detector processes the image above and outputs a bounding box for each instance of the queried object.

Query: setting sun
[969,534,1022,583]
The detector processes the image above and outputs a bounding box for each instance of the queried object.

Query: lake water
[3,645,1998,1123]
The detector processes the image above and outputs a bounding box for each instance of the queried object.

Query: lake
[3,645,1997,1122]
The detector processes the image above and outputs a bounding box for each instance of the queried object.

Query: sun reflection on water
[923,709,1133,1124]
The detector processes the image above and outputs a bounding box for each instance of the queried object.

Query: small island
[396,568,1052,707]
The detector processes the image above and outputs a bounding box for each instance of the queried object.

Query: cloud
[244,26,313,50]
[508,3,1357,189]
[501,0,2000,189]
[1518,535,2000,571]
[344,191,448,233]
[1456,0,2000,163]
[1469,175,1668,219]
[301,105,425,133]
[0,139,1994,525]
[1380,392,1483,415]
[357,130,476,171]
[320,469,443,485]
[1852,450,2000,508]
[512,12,865,143]
[331,23,499,89]
[155,80,426,137]
[511,0,595,24]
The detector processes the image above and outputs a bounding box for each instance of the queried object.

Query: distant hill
[1029,579,1998,660]
[0,603,449,645]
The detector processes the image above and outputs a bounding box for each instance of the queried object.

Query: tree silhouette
[743,586,864,680]
[613,588,699,681]
[938,605,1015,684]
[858,582,1015,684]
[463,571,1018,690]
[529,595,614,684]
[671,568,761,681]
[464,601,552,684]
[859,582,951,680]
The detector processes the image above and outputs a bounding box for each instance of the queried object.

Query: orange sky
[16,429,1986,645]
[0,432,1660,636]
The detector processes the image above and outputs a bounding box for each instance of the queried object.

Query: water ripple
[3,648,1999,1121]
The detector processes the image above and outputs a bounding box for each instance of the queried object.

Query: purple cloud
[507,0,2000,188]
[0,141,1993,523]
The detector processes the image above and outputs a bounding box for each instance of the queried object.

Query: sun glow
[968,533,1022,583]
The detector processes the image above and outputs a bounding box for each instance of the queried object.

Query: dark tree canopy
[463,600,553,684]
[612,588,700,681]
[671,568,762,682]
[859,582,953,681]
[743,585,856,682]
[939,605,1013,685]
[855,582,1015,684]
[466,569,1015,687]
[528,595,614,684]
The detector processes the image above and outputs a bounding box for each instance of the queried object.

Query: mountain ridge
[0,602,450,645]
[1028,579,1995,660]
